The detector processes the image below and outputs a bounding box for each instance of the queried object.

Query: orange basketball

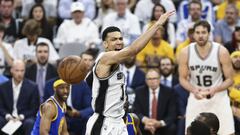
[57,55,88,84]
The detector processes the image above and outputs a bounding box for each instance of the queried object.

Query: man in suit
[122,56,145,112]
[159,56,178,88]
[134,69,177,135]
[0,60,40,135]
[44,50,94,135]
[122,56,145,90]
[25,42,57,103]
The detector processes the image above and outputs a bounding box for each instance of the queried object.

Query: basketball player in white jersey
[84,10,175,135]
[178,20,235,135]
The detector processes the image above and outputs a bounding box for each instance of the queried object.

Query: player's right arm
[101,10,175,65]
[178,47,203,99]
[40,102,57,135]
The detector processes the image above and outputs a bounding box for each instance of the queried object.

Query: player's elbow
[179,76,186,86]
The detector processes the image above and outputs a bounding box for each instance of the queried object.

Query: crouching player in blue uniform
[124,98,142,135]
[31,79,70,135]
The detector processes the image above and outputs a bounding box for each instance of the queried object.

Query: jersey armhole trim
[39,99,58,122]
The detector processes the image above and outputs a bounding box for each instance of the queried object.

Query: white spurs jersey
[188,42,223,89]
[86,52,126,119]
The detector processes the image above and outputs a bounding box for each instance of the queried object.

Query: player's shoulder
[41,99,57,115]
[42,99,56,111]
[98,51,119,64]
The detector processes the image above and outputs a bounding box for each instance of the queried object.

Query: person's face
[36,45,49,65]
[146,70,160,90]
[193,25,209,46]
[234,30,240,42]
[32,6,44,21]
[0,1,14,18]
[232,55,240,70]
[72,11,84,24]
[225,7,238,24]
[81,54,94,71]
[55,83,71,101]
[160,58,173,77]
[115,0,127,16]
[189,3,202,21]
[104,31,124,51]
[11,62,25,83]
[154,6,165,20]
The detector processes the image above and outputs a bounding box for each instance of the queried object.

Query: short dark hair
[102,26,121,41]
[189,120,211,135]
[189,0,202,10]
[198,112,220,134]
[36,42,49,52]
[193,20,211,33]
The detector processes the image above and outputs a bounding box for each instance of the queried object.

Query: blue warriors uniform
[31,96,66,135]
[126,113,137,135]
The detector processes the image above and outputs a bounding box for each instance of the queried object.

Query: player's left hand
[205,87,217,98]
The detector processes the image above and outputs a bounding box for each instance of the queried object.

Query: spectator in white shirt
[58,0,96,20]
[94,0,115,30]
[55,1,100,49]
[102,0,141,46]
[0,23,13,74]
[13,19,59,65]
[177,0,215,24]
[134,0,177,28]
[176,0,214,46]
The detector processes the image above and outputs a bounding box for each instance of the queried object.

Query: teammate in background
[31,79,70,135]
[85,10,175,135]
[178,20,235,135]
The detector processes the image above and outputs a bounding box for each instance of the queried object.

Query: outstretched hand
[156,10,175,26]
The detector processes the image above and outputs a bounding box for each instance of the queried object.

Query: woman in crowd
[142,3,176,48]
[28,4,53,41]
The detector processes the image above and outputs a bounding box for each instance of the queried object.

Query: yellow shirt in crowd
[229,73,240,102]
[175,38,191,58]
[216,0,240,20]
[136,40,174,68]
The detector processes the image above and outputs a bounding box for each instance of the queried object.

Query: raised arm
[101,10,175,65]
[40,102,57,135]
